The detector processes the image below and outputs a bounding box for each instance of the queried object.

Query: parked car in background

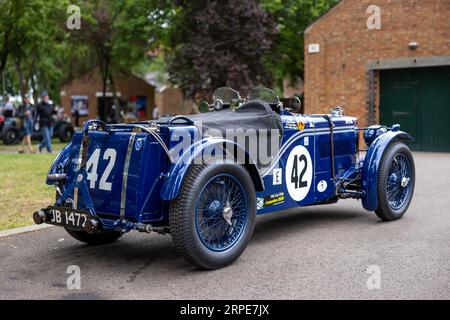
[0,115,74,145]
[0,116,19,145]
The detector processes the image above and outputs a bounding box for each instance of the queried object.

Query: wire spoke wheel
[170,162,256,269]
[376,142,415,221]
[386,154,412,210]
[195,174,248,252]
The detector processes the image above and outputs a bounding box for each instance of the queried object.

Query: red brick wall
[60,68,155,124]
[155,87,195,117]
[304,0,450,127]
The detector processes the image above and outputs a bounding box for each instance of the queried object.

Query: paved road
[1,152,449,300]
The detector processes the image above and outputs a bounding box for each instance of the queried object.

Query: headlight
[364,125,388,147]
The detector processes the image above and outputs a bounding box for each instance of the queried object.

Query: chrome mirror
[288,97,302,113]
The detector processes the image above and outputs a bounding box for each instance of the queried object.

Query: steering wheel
[83,119,108,132]
[168,115,195,125]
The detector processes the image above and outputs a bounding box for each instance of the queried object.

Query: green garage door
[380,66,450,152]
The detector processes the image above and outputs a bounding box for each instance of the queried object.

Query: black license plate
[45,207,91,230]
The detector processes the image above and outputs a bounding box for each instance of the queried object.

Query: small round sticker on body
[317,180,328,193]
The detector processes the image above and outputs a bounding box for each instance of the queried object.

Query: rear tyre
[65,228,122,245]
[3,128,20,145]
[169,162,256,270]
[375,142,415,221]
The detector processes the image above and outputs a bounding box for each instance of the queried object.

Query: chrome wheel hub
[401,177,410,188]
[222,201,234,226]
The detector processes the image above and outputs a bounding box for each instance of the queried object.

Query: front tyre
[375,142,415,221]
[65,228,122,245]
[170,163,256,270]
[3,127,20,145]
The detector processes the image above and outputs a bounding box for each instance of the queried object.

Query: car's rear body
[40,112,356,228]
[69,131,165,221]
[45,123,176,231]
[32,85,416,270]
[36,107,412,236]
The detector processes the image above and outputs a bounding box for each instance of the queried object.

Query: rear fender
[46,143,73,185]
[362,130,413,211]
[160,138,264,201]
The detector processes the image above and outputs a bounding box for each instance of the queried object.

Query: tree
[165,0,277,100]
[14,1,71,98]
[0,0,14,79]
[70,0,168,113]
[0,0,75,100]
[0,0,168,102]
[261,0,339,89]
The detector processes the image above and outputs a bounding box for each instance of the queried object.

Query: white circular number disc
[285,145,313,202]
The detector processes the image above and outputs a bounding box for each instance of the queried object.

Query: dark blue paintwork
[46,111,412,232]
[254,114,358,214]
[46,142,72,184]
[160,134,263,201]
[361,130,413,211]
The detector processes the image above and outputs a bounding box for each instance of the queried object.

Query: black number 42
[291,154,308,189]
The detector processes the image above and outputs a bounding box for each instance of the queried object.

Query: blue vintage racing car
[33,87,415,269]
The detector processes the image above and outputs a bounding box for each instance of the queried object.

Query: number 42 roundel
[285,145,313,202]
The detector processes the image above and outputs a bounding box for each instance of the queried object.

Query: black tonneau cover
[186,100,282,137]
[156,101,282,169]
[193,101,282,169]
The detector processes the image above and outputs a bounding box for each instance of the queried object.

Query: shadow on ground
[50,204,376,271]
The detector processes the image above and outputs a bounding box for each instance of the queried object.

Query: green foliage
[0,0,73,100]
[163,0,337,99]
[0,0,169,101]
[261,0,339,88]
[0,0,338,102]
[164,0,277,100]
[65,0,170,99]
[133,54,168,85]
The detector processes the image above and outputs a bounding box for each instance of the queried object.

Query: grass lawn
[0,149,64,231]
[0,139,66,153]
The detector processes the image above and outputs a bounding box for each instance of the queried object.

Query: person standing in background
[1,94,15,117]
[36,91,55,153]
[18,95,35,154]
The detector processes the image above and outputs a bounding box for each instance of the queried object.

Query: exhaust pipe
[135,223,153,233]
[47,173,67,182]
[85,219,99,234]
[33,210,46,225]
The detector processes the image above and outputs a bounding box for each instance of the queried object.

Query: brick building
[155,87,195,117]
[60,68,155,125]
[304,0,450,151]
